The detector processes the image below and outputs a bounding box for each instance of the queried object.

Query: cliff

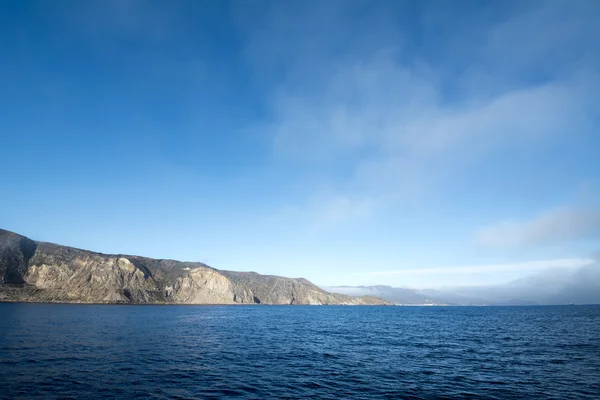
[0,229,387,305]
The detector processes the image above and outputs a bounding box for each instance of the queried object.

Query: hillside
[0,229,387,305]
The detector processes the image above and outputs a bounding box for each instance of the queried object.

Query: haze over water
[1,304,599,399]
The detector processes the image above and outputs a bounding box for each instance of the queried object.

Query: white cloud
[265,59,595,225]
[242,2,599,226]
[477,207,600,247]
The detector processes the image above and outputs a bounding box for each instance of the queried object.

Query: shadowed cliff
[0,229,387,305]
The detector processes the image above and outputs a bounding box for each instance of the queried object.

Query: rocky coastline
[0,229,387,306]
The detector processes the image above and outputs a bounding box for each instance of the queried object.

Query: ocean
[1,304,599,399]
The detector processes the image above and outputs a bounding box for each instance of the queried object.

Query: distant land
[0,229,387,305]
[323,285,489,306]
[326,263,600,306]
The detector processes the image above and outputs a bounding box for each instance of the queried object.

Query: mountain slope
[0,229,387,305]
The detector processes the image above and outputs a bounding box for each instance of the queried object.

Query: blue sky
[1,0,599,288]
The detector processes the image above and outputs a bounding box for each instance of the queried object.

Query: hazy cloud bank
[329,261,600,305]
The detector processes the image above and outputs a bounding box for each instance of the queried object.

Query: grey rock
[0,229,388,305]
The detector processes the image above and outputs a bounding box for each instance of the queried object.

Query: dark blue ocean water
[1,304,599,399]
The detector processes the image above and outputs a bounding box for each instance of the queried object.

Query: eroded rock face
[170,267,237,304]
[0,229,389,305]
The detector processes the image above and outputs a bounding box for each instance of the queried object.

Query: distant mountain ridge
[326,264,600,306]
[324,285,487,306]
[0,229,387,305]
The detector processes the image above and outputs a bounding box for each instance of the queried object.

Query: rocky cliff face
[0,229,387,305]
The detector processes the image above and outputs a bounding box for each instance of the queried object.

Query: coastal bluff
[0,229,387,305]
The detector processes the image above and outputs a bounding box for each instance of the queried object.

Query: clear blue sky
[1,0,599,288]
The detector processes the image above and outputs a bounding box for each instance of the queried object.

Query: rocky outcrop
[0,229,388,305]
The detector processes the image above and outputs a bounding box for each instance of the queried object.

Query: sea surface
[1,304,599,399]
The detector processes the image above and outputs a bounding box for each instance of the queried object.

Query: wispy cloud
[241,1,599,226]
[477,207,600,247]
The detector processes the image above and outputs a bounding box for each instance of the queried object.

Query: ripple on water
[0,304,599,399]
